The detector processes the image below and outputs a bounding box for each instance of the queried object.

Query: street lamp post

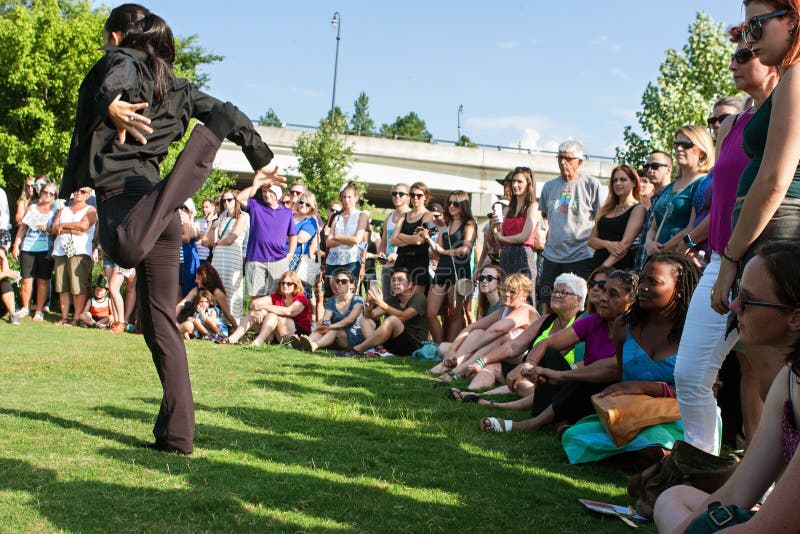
[457,104,464,144]
[330,12,342,120]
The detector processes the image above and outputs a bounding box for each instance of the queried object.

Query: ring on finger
[129,114,136,122]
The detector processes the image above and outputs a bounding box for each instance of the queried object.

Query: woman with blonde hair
[392,181,434,293]
[644,125,714,258]
[324,182,370,284]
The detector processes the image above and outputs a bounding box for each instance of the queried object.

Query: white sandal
[482,417,513,432]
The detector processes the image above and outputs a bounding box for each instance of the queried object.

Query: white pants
[674,253,732,454]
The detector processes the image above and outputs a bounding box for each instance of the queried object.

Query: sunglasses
[610,270,636,284]
[673,140,694,150]
[25,184,34,188]
[333,278,351,285]
[514,166,533,175]
[502,287,526,297]
[447,200,461,207]
[731,48,755,65]
[296,200,311,207]
[391,191,408,197]
[76,189,91,194]
[290,189,303,195]
[223,198,236,203]
[741,299,797,312]
[588,279,607,289]
[743,9,788,46]
[707,113,731,129]
[643,162,670,171]
[478,274,500,282]
[409,193,425,199]
[280,281,296,287]
[329,207,341,212]
[40,191,56,197]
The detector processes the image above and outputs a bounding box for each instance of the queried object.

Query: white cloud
[467,115,553,131]
[589,35,622,53]
[466,115,583,152]
[496,40,520,49]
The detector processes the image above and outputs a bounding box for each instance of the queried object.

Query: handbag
[295,226,321,286]
[683,502,754,533]
[591,393,680,447]
[627,440,739,519]
[62,233,77,259]
[444,229,473,300]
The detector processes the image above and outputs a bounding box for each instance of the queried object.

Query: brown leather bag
[592,393,681,447]
[627,440,739,519]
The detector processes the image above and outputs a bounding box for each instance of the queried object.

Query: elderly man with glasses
[538,139,602,307]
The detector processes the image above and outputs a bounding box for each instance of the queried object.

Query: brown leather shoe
[109,321,126,333]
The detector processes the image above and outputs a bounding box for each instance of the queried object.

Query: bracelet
[476,357,486,369]
[661,382,673,398]
[721,247,741,265]
[321,320,331,326]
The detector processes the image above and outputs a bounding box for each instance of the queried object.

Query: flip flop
[448,388,481,403]
[481,417,513,433]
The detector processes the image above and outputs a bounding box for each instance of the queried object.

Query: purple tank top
[708,111,753,254]
[783,371,800,463]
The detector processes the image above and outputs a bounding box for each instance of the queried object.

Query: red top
[502,211,538,248]
[271,292,312,334]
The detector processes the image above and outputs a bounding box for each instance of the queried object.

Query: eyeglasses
[280,281,296,287]
[588,279,607,289]
[447,200,461,207]
[741,299,798,312]
[478,274,500,282]
[731,48,755,65]
[223,197,236,202]
[552,289,577,298]
[334,278,351,285]
[707,113,730,129]
[743,9,788,46]
[410,193,424,199]
[282,199,293,205]
[673,140,694,150]
[556,155,579,162]
[40,191,56,197]
[34,183,46,189]
[391,191,408,197]
[643,162,670,171]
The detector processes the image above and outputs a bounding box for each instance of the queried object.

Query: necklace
[613,201,635,215]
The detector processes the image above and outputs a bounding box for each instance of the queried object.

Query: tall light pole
[457,104,464,143]
[330,12,342,120]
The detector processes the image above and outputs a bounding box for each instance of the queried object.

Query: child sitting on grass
[179,289,227,341]
[78,275,113,328]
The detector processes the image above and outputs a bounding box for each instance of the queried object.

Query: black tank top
[397,213,428,257]
[592,206,636,270]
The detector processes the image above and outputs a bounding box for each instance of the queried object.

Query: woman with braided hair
[59,3,281,454]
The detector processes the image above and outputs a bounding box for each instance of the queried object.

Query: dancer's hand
[253,165,286,189]
[108,93,152,144]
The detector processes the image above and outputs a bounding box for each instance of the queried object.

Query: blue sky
[115,1,744,158]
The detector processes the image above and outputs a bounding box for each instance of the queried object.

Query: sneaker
[16,307,29,319]
[32,311,44,322]
[109,321,126,333]
[9,313,20,326]
[334,348,362,357]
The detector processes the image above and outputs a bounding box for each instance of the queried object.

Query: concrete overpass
[214,125,616,215]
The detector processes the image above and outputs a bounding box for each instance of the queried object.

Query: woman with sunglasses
[421,190,477,343]
[51,187,97,326]
[493,167,545,303]
[293,268,364,352]
[11,182,59,321]
[562,253,699,467]
[225,271,311,346]
[204,188,249,325]
[289,191,319,288]
[15,176,44,228]
[451,273,587,401]
[392,181,434,293]
[656,242,800,534]
[676,23,780,455]
[377,183,411,301]
[589,165,646,271]
[644,126,714,258]
[431,273,538,383]
[480,270,637,433]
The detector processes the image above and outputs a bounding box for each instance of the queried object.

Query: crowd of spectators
[3,4,800,528]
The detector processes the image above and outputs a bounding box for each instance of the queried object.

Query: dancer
[59,4,279,454]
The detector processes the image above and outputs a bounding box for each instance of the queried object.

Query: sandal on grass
[448,388,481,403]
[481,417,513,433]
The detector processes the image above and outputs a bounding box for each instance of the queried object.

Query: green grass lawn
[0,318,653,533]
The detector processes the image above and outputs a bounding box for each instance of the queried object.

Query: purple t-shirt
[244,199,296,262]
[709,111,752,254]
[570,313,615,366]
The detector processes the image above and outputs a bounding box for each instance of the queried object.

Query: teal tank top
[737,93,800,198]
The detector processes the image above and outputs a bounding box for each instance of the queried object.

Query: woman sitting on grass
[449,272,588,402]
[434,265,505,363]
[655,242,800,533]
[179,289,228,341]
[480,269,636,433]
[225,271,311,346]
[293,268,365,352]
[431,273,539,384]
[561,252,699,465]
[176,263,238,329]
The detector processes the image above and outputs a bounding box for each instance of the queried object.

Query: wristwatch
[683,233,697,248]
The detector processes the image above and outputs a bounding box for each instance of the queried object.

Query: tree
[349,91,374,136]
[456,135,477,148]
[379,112,432,142]
[615,11,736,166]
[292,116,353,211]
[0,0,224,190]
[258,108,283,127]
[325,106,347,133]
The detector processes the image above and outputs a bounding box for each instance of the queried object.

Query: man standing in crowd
[634,150,674,271]
[237,175,296,298]
[538,139,601,299]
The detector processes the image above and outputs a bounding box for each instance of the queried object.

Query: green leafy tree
[616,11,736,166]
[379,112,432,142]
[0,0,223,192]
[258,108,283,127]
[349,91,374,136]
[325,106,347,133]
[457,134,477,148]
[293,116,353,211]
